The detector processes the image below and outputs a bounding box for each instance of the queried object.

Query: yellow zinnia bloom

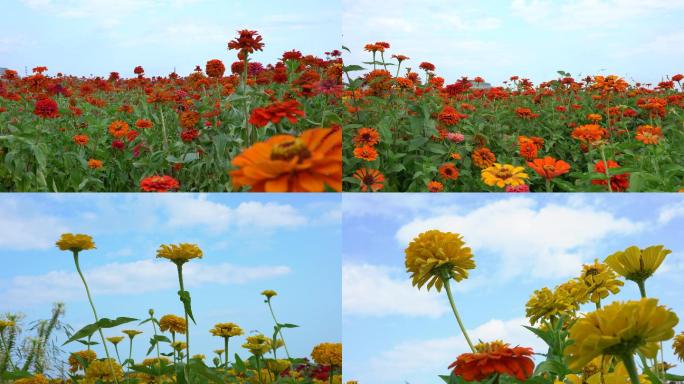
[580,259,623,304]
[84,359,124,384]
[156,243,203,264]
[481,163,528,188]
[311,342,342,367]
[106,336,124,345]
[158,314,187,334]
[122,329,143,338]
[13,374,49,384]
[242,334,272,356]
[209,322,244,338]
[674,331,684,362]
[0,320,15,330]
[405,230,475,291]
[68,350,97,373]
[565,298,678,370]
[605,245,670,283]
[526,286,577,325]
[141,357,170,366]
[171,341,187,351]
[556,278,590,307]
[261,289,278,299]
[56,233,96,252]
[266,359,291,374]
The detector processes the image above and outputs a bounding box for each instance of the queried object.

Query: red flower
[181,128,200,142]
[248,99,305,127]
[419,62,435,71]
[528,156,570,180]
[133,66,145,75]
[438,163,459,180]
[227,29,264,54]
[205,59,225,78]
[140,175,180,192]
[592,160,629,192]
[449,341,535,382]
[34,97,59,118]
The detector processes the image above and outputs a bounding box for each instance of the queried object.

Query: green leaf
[233,354,246,374]
[343,65,365,72]
[63,317,138,345]
[147,334,172,356]
[178,290,196,324]
[2,371,33,380]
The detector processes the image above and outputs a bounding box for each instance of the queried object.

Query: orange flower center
[270,138,311,161]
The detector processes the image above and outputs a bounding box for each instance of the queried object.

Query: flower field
[0,234,342,384]
[342,42,684,192]
[375,229,684,384]
[0,30,343,192]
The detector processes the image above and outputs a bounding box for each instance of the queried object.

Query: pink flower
[446,132,465,143]
[505,184,530,192]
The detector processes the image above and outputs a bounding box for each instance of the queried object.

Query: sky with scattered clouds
[343,0,684,85]
[1,0,341,77]
[342,193,684,384]
[0,193,341,366]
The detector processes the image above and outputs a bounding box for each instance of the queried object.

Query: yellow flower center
[270,138,311,161]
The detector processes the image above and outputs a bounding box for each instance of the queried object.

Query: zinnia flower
[73,134,89,146]
[449,341,535,382]
[427,180,444,192]
[56,233,95,252]
[205,59,225,78]
[106,336,124,345]
[352,127,380,147]
[209,322,243,338]
[526,286,577,325]
[68,350,97,373]
[471,147,496,169]
[122,330,142,338]
[156,243,203,264]
[674,331,684,362]
[481,163,528,188]
[564,298,678,370]
[635,125,663,145]
[439,163,459,180]
[88,159,103,169]
[242,334,272,356]
[580,259,623,304]
[572,124,607,144]
[405,230,475,291]
[248,99,305,128]
[135,119,153,129]
[592,160,629,192]
[311,342,342,367]
[140,175,180,192]
[604,245,671,284]
[227,29,264,54]
[352,168,385,192]
[230,127,342,192]
[353,145,378,162]
[528,156,570,180]
[108,120,129,138]
[34,97,59,118]
[84,359,123,384]
[158,314,187,334]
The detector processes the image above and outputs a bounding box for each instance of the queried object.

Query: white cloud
[343,263,448,317]
[359,317,545,383]
[658,200,684,225]
[395,198,645,279]
[1,259,290,307]
[0,199,70,250]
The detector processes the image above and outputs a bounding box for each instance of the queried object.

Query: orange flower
[427,180,443,192]
[179,111,200,129]
[571,124,607,144]
[108,120,129,138]
[353,145,378,162]
[449,341,535,382]
[352,168,385,192]
[438,163,459,180]
[515,107,539,119]
[527,156,570,180]
[635,125,663,145]
[472,147,496,169]
[135,119,154,129]
[140,175,180,192]
[230,127,341,192]
[87,159,103,169]
[518,137,538,161]
[73,134,89,146]
[451,153,462,160]
[438,105,467,126]
[353,127,380,147]
[587,113,602,122]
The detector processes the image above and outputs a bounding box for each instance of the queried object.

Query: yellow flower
[0,320,15,330]
[122,329,143,338]
[156,243,203,264]
[481,163,528,188]
[266,359,291,374]
[13,374,49,384]
[192,354,205,360]
[68,350,97,373]
[141,357,170,366]
[556,278,590,307]
[405,230,475,291]
[84,359,124,384]
[171,341,187,351]
[213,349,224,355]
[580,259,623,304]
[526,286,577,325]
[674,331,684,362]
[242,334,272,356]
[209,322,244,338]
[311,342,342,367]
[106,336,124,345]
[564,298,679,370]
[56,233,96,252]
[261,289,278,299]
[158,314,187,334]
[605,245,671,283]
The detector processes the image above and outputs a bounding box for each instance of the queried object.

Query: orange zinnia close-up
[353,127,380,147]
[108,120,129,138]
[438,163,459,180]
[528,156,570,180]
[230,127,342,192]
[472,147,496,169]
[352,168,385,192]
[449,341,535,382]
[635,124,663,144]
[571,124,607,144]
[353,145,378,162]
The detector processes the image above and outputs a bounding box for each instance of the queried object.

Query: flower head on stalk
[56,233,95,253]
[122,330,142,339]
[159,314,187,334]
[580,259,623,305]
[106,336,124,346]
[526,286,578,325]
[209,323,243,338]
[449,340,535,382]
[311,342,342,367]
[84,359,124,384]
[674,331,684,362]
[404,230,475,291]
[605,245,670,286]
[156,243,203,266]
[261,289,278,300]
[242,334,272,356]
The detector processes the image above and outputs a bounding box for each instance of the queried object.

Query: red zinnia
[438,163,459,180]
[449,341,534,382]
[135,119,154,129]
[248,99,305,128]
[419,62,435,71]
[34,97,59,118]
[227,29,264,54]
[592,160,629,192]
[205,59,225,78]
[140,175,180,192]
[527,156,570,180]
[427,180,444,192]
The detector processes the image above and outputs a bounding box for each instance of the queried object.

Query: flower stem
[127,338,133,383]
[637,280,647,298]
[73,252,119,384]
[113,344,122,366]
[267,301,291,359]
[599,146,613,193]
[620,353,641,384]
[175,264,190,365]
[255,355,263,384]
[224,337,229,370]
[442,277,475,352]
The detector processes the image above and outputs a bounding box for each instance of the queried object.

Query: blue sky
[342,194,684,384]
[1,0,341,77]
[343,0,684,85]
[0,193,341,367]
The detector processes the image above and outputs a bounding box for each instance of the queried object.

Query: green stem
[242,52,252,146]
[113,344,122,366]
[545,179,553,192]
[126,338,133,384]
[224,337,229,370]
[637,280,647,298]
[0,333,17,372]
[595,299,601,310]
[175,264,190,365]
[599,146,613,193]
[620,353,641,384]
[73,252,119,384]
[267,301,291,359]
[256,355,263,384]
[442,276,475,352]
